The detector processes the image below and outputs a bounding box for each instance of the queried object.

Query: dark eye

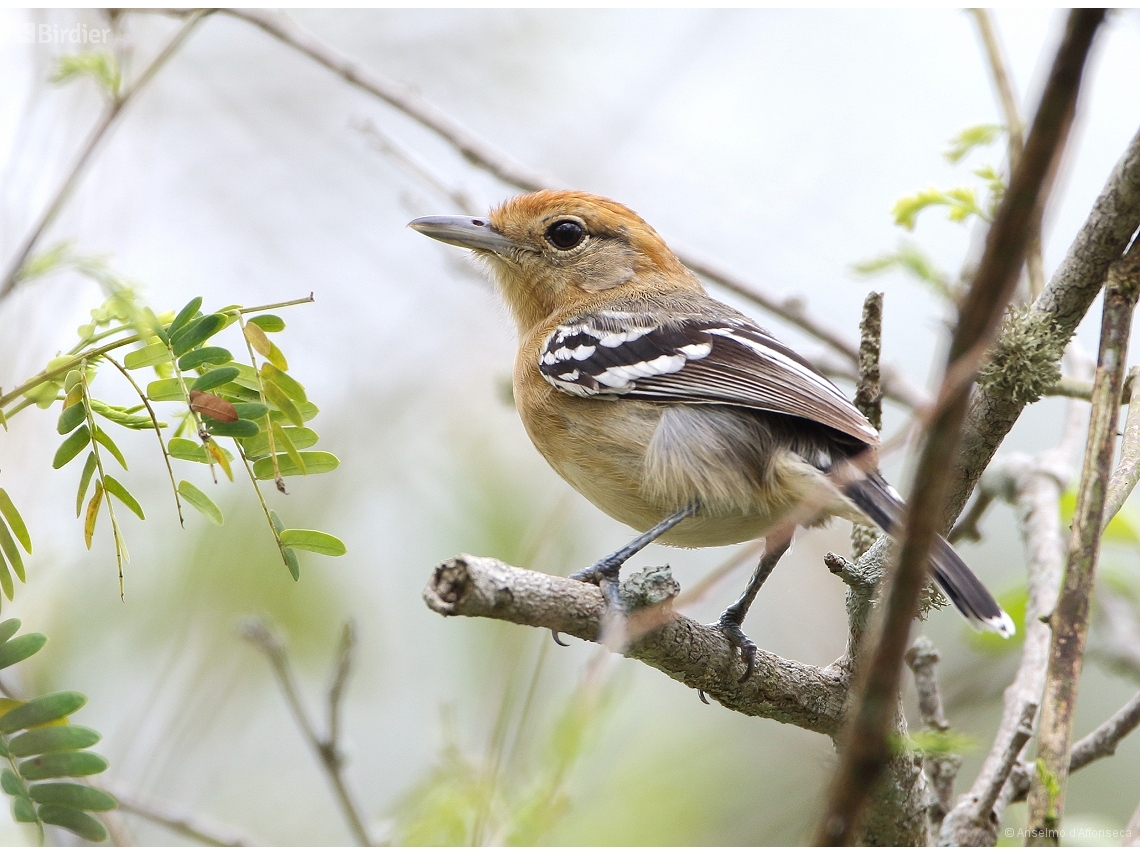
[546,220,586,250]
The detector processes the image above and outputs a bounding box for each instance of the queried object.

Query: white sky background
[1,8,1140,845]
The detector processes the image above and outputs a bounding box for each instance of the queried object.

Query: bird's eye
[545,220,586,250]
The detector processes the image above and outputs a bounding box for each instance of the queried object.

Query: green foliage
[944,123,1004,164]
[0,490,32,605]
[1061,489,1140,546]
[51,51,121,100]
[0,292,339,596]
[893,186,988,231]
[0,619,115,843]
[853,240,954,301]
[891,727,977,757]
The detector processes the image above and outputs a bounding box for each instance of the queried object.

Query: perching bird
[410,190,1014,675]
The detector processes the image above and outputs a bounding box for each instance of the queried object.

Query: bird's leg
[714,529,794,683]
[569,502,699,612]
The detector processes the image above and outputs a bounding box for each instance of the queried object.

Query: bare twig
[970,8,1047,299]
[0,12,207,301]
[852,292,884,560]
[815,11,1103,846]
[1069,688,1140,773]
[905,637,960,824]
[240,617,374,847]
[1029,248,1140,842]
[105,785,258,846]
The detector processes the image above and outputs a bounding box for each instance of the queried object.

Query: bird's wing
[539,310,879,446]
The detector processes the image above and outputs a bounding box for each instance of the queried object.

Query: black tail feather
[843,473,1014,637]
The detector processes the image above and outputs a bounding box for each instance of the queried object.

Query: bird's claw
[551,630,570,647]
[714,612,758,683]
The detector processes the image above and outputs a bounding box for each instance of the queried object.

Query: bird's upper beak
[408,215,519,255]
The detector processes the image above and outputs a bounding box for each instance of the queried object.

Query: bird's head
[410,190,702,331]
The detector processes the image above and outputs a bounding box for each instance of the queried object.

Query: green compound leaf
[272,423,306,474]
[84,482,103,549]
[29,782,117,812]
[248,314,285,332]
[75,453,97,518]
[0,692,86,734]
[167,297,203,337]
[102,476,143,521]
[178,346,233,371]
[146,378,184,402]
[0,521,24,583]
[204,418,260,438]
[177,481,223,526]
[93,426,127,470]
[37,804,108,842]
[52,426,91,470]
[171,314,226,357]
[253,452,339,480]
[19,751,107,781]
[56,403,86,436]
[278,529,346,557]
[268,510,285,534]
[9,725,101,757]
[0,634,47,670]
[192,366,240,393]
[122,342,172,370]
[0,491,30,554]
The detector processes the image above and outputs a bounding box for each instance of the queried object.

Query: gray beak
[408,215,519,254]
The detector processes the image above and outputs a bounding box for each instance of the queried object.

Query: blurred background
[1,8,1140,845]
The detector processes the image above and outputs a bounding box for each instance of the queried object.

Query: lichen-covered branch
[1028,249,1140,842]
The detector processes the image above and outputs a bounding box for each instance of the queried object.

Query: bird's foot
[569,557,624,612]
[713,609,758,683]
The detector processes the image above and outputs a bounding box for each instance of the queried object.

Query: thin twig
[815,12,1103,845]
[905,637,960,824]
[970,8,1047,299]
[1029,247,1140,841]
[105,785,258,847]
[240,617,374,846]
[0,11,208,301]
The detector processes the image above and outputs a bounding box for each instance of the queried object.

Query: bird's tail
[843,472,1014,638]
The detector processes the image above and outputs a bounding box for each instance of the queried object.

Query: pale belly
[520,393,860,548]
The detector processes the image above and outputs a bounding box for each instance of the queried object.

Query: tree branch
[815,11,1104,845]
[1029,246,1140,842]
[424,555,848,734]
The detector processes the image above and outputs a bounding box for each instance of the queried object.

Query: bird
[410,190,1014,677]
